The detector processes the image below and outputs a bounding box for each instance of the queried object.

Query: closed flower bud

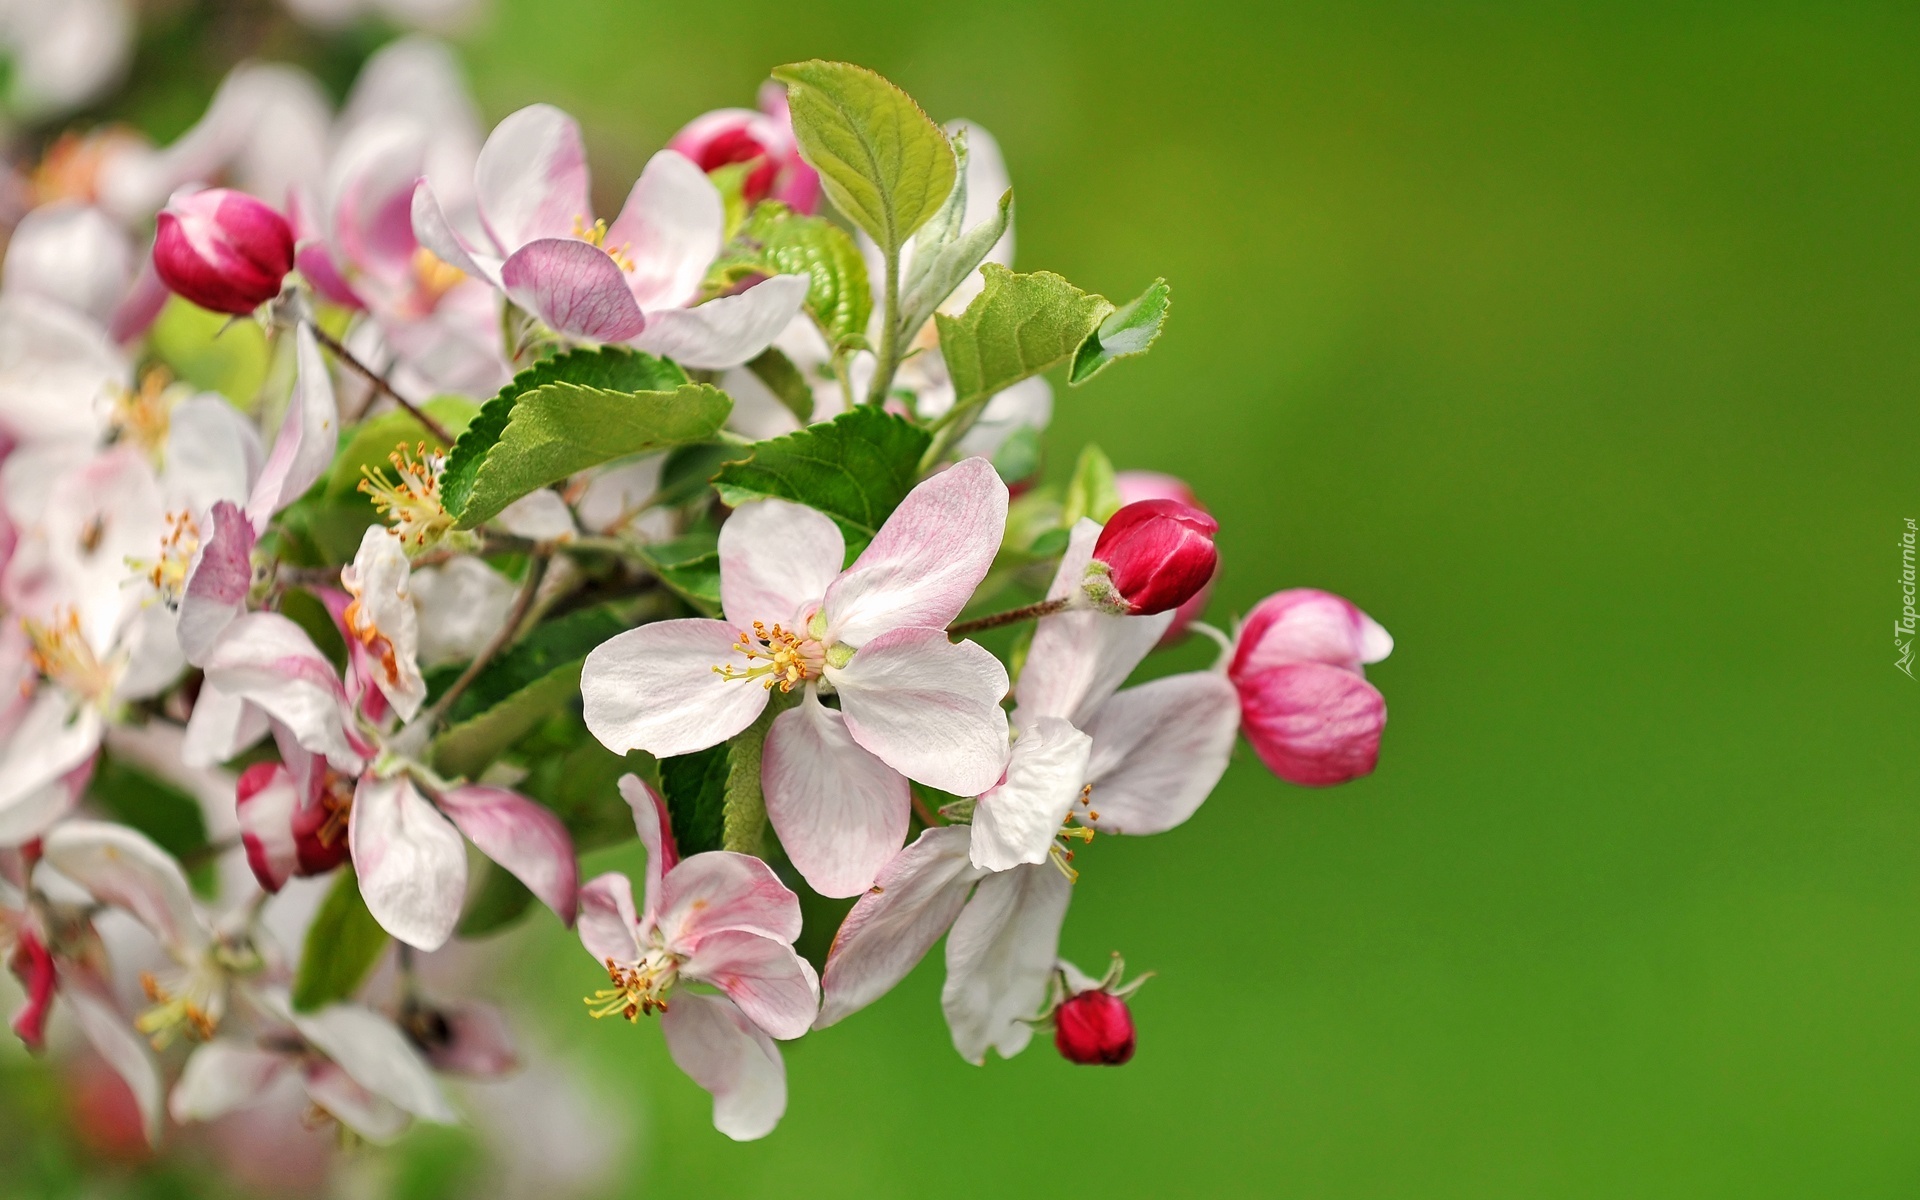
[1083,498,1219,616]
[1228,589,1393,786]
[1115,470,1216,642]
[667,82,821,212]
[235,761,351,893]
[152,187,294,314]
[1054,988,1136,1065]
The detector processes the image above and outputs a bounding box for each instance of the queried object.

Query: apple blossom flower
[577,775,817,1140]
[1082,497,1219,616]
[667,82,820,212]
[584,457,1012,897]
[1227,588,1392,786]
[152,188,297,315]
[412,103,809,366]
[1,202,135,327]
[1046,954,1149,1065]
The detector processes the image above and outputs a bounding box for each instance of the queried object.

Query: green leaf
[723,695,786,854]
[723,206,873,353]
[432,662,584,781]
[658,744,730,856]
[441,347,690,521]
[935,265,1115,413]
[1061,444,1123,527]
[437,605,627,722]
[991,424,1042,485]
[899,128,1014,341]
[457,865,535,938]
[656,443,739,508]
[534,739,655,854]
[455,381,732,528]
[712,406,932,557]
[636,529,722,615]
[86,755,213,896]
[1070,278,1172,385]
[292,870,389,1012]
[772,60,955,254]
[746,346,815,425]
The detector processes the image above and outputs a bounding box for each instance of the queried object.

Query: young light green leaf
[772,60,955,254]
[292,870,389,1012]
[711,406,932,557]
[898,189,1011,345]
[1061,444,1123,527]
[763,210,872,352]
[747,347,815,425]
[1070,278,1172,385]
[442,347,689,520]
[454,382,732,528]
[935,266,1115,414]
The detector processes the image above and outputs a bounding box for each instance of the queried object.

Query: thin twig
[947,596,1070,638]
[305,322,454,444]
[910,791,944,829]
[414,550,550,732]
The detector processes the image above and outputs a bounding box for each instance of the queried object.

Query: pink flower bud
[1115,470,1216,642]
[667,83,822,213]
[1228,589,1392,786]
[7,928,55,1050]
[1083,498,1219,616]
[152,187,295,314]
[236,761,350,893]
[1054,988,1137,1065]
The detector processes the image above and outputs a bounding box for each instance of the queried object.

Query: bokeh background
[7,2,1913,1196]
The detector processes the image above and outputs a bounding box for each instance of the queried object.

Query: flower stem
[722,692,789,854]
[306,322,455,445]
[947,596,1071,637]
[864,244,903,405]
[414,550,550,735]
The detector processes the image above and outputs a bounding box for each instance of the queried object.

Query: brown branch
[947,596,1071,638]
[305,322,454,445]
[414,550,550,732]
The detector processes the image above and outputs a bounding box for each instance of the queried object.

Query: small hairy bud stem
[946,596,1071,638]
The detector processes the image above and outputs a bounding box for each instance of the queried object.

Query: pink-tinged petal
[326,120,427,282]
[1079,672,1239,835]
[245,324,338,532]
[1230,588,1391,678]
[942,862,1071,1064]
[410,180,501,286]
[831,628,1010,796]
[301,1061,411,1144]
[7,929,55,1048]
[0,693,102,839]
[170,1041,286,1122]
[581,619,769,758]
[179,681,267,768]
[500,238,647,343]
[437,786,578,925]
[177,499,254,666]
[65,984,163,1147]
[615,775,676,919]
[718,499,844,629]
[969,716,1091,873]
[1237,662,1386,787]
[822,458,1008,645]
[296,239,362,309]
[413,1001,520,1078]
[655,851,803,950]
[202,613,363,774]
[348,775,467,952]
[339,526,426,722]
[235,761,300,892]
[109,258,171,344]
[628,274,808,370]
[679,929,819,1040]
[659,992,786,1141]
[577,871,643,967]
[606,149,724,311]
[816,825,979,1029]
[1014,518,1173,727]
[291,1002,457,1124]
[42,820,206,958]
[474,105,592,253]
[762,689,909,897]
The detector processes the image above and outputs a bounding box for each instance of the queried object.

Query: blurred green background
[26,1,1920,1195]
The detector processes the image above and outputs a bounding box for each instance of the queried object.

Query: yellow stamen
[712,621,819,693]
[572,215,636,272]
[109,367,176,459]
[584,954,678,1022]
[22,610,116,705]
[360,441,453,550]
[409,246,467,309]
[127,510,201,603]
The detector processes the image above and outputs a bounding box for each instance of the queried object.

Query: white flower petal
[42,819,206,957]
[437,785,578,924]
[347,774,467,952]
[969,716,1091,872]
[577,871,642,967]
[170,1041,285,1123]
[941,862,1071,1064]
[762,690,909,898]
[293,1002,457,1124]
[830,627,1010,796]
[581,619,769,758]
[202,612,362,773]
[339,526,425,722]
[816,825,979,1029]
[1079,672,1240,835]
[1013,517,1173,727]
[659,992,786,1141]
[679,929,820,1041]
[0,693,101,838]
[246,324,339,530]
[628,274,809,370]
[606,149,724,312]
[65,984,163,1147]
[473,104,591,252]
[717,499,844,630]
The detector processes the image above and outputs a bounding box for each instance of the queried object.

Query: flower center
[408,246,467,310]
[572,215,636,273]
[1049,784,1097,883]
[129,510,201,604]
[342,597,403,691]
[359,441,453,551]
[585,947,681,1021]
[109,367,176,460]
[712,621,824,692]
[136,967,220,1049]
[22,610,116,706]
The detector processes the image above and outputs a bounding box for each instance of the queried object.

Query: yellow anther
[129,510,201,603]
[712,621,820,693]
[360,442,453,550]
[22,610,115,705]
[585,955,678,1022]
[572,215,636,272]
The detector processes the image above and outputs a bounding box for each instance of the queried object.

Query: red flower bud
[1054,988,1136,1065]
[1083,498,1219,616]
[667,83,822,213]
[1115,471,1215,642]
[236,761,350,893]
[7,928,55,1050]
[152,187,295,314]
[1227,589,1393,786]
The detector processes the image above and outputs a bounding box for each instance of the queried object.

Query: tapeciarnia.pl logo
[1899,518,1916,677]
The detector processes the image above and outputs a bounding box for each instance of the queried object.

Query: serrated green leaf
[435,605,628,723]
[899,129,1013,342]
[722,206,873,353]
[773,60,955,254]
[711,406,932,557]
[87,754,214,896]
[454,382,733,528]
[292,870,389,1012]
[936,265,1115,412]
[1061,444,1123,527]
[659,744,730,856]
[442,348,689,519]
[657,443,738,509]
[1070,278,1172,385]
[457,865,535,938]
[747,347,815,424]
[637,529,722,615]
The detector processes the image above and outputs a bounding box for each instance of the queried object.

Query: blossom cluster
[0,34,1391,1163]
